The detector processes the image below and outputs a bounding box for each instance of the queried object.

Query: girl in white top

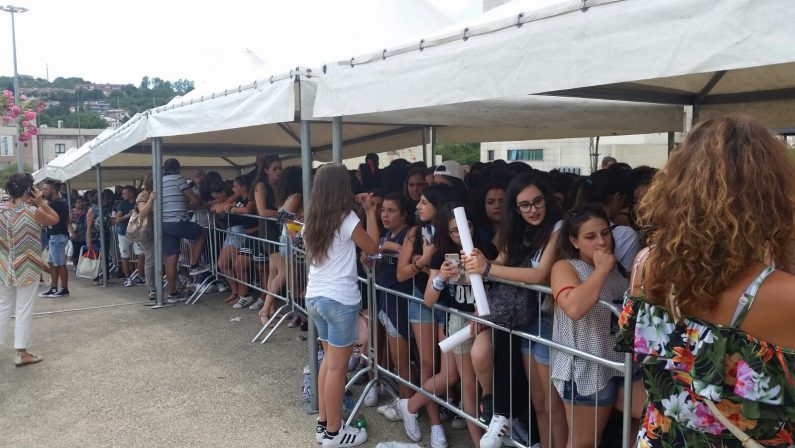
[304,163,379,448]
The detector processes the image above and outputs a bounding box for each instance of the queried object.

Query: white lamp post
[0,5,29,172]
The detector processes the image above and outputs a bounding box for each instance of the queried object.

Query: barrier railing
[168,213,638,447]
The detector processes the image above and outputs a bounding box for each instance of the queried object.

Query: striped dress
[0,201,43,287]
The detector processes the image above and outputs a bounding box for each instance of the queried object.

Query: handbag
[76,245,101,279]
[126,208,151,242]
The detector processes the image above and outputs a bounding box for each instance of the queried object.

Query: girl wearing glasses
[463,172,567,448]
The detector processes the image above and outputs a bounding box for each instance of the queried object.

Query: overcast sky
[0,0,482,86]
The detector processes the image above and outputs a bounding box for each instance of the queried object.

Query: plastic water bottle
[355,415,367,430]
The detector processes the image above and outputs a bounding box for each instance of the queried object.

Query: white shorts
[118,234,143,258]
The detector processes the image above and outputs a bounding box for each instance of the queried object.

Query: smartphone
[445,253,462,283]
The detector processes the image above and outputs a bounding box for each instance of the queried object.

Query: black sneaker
[478,394,493,425]
[39,287,57,297]
[51,288,70,298]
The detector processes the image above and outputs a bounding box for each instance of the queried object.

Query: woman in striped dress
[0,173,59,366]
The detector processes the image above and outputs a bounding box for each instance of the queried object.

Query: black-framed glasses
[449,222,472,238]
[516,196,546,213]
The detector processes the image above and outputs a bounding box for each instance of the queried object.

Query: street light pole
[0,5,29,173]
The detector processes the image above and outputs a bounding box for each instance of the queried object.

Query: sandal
[14,351,43,367]
[224,293,239,304]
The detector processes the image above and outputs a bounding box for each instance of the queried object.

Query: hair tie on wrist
[555,286,575,301]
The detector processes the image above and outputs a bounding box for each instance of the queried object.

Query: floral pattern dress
[616,293,795,447]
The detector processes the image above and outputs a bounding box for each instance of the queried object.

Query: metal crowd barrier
[170,214,637,447]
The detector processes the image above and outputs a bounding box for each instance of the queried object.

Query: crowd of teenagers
[3,114,795,448]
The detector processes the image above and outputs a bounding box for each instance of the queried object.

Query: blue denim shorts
[163,220,203,257]
[306,296,359,347]
[48,234,69,266]
[521,312,553,365]
[408,286,446,324]
[559,376,621,407]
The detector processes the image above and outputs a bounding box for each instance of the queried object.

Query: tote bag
[75,245,101,279]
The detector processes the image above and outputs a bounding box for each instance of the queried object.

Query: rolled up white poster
[453,206,490,316]
[439,326,473,353]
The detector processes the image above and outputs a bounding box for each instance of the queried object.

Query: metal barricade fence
[346,252,635,448]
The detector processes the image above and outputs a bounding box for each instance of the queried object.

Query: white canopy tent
[314,0,794,128]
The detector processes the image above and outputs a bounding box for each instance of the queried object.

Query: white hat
[433,160,465,181]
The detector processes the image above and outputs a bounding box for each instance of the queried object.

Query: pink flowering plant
[1,89,45,142]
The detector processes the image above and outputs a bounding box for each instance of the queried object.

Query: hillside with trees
[0,75,194,129]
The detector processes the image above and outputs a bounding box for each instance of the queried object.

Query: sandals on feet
[15,351,42,367]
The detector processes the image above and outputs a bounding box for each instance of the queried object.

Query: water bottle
[354,415,367,430]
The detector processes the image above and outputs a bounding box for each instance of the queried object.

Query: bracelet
[482,262,492,277]
[432,275,447,291]
[555,286,576,301]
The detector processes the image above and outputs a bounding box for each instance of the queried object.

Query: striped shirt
[162,174,190,223]
[0,202,44,287]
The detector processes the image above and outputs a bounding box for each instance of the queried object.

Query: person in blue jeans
[39,179,70,298]
[304,163,379,448]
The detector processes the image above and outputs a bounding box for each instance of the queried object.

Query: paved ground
[0,273,474,448]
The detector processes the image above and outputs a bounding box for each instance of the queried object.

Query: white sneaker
[321,424,367,448]
[216,283,230,293]
[383,398,403,422]
[377,397,398,415]
[363,385,378,407]
[430,424,448,448]
[452,414,468,430]
[480,415,509,448]
[188,264,210,276]
[248,298,264,310]
[123,278,134,287]
[233,296,254,309]
[315,419,326,444]
[399,398,421,441]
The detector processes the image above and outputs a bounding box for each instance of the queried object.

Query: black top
[228,199,259,229]
[376,226,413,339]
[256,182,280,245]
[47,197,69,236]
[429,240,497,313]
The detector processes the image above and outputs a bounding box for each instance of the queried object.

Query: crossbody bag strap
[703,400,764,448]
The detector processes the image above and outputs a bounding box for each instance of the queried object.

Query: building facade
[0,125,104,172]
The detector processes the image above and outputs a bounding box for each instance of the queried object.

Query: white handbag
[75,246,101,279]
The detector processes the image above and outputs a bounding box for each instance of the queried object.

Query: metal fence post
[151,137,165,307]
[332,116,342,163]
[301,120,319,413]
[95,163,108,287]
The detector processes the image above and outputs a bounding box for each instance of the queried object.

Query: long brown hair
[638,114,795,317]
[303,163,353,265]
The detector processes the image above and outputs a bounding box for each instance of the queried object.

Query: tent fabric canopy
[314,0,794,128]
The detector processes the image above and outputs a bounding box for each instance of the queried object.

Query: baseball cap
[433,160,465,181]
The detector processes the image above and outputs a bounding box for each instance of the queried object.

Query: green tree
[436,143,481,166]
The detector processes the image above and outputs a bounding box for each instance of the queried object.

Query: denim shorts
[559,376,621,407]
[408,286,446,324]
[306,296,359,347]
[223,225,245,250]
[278,234,288,258]
[47,234,69,266]
[162,220,203,257]
[521,312,553,365]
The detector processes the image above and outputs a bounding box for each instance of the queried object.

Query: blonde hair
[638,114,795,316]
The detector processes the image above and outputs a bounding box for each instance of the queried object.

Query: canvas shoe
[480,415,509,448]
[166,293,186,304]
[321,424,367,448]
[216,283,230,293]
[430,424,448,448]
[399,398,421,442]
[233,295,255,309]
[248,298,264,311]
[39,287,57,297]
[188,264,210,276]
[383,398,403,422]
[50,288,70,298]
[315,419,326,444]
[123,278,134,287]
[363,385,378,407]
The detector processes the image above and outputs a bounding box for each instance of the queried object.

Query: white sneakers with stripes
[321,423,367,448]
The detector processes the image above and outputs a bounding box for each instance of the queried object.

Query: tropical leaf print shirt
[616,290,795,447]
[0,202,43,287]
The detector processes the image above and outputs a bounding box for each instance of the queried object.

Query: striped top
[162,174,190,223]
[0,201,44,287]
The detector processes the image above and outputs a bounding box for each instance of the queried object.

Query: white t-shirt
[305,211,361,306]
[611,223,640,273]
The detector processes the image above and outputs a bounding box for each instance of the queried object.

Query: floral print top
[616,290,795,447]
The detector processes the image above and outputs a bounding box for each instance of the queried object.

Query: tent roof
[314,0,793,127]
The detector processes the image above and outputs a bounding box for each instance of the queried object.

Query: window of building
[507,148,543,161]
[557,166,582,175]
[487,150,495,161]
[55,143,66,155]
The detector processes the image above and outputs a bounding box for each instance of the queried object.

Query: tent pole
[668,132,675,156]
[430,126,437,164]
[65,180,72,209]
[301,120,319,414]
[332,116,343,163]
[95,163,108,287]
[152,137,165,307]
[421,127,428,165]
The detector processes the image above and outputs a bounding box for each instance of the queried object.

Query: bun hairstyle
[5,172,33,199]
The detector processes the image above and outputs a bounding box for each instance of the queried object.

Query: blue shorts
[408,286,446,324]
[48,234,69,266]
[223,225,246,250]
[307,296,359,347]
[521,312,553,365]
[162,220,203,257]
[559,376,622,407]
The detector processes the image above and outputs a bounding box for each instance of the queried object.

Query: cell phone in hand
[445,253,462,283]
[422,225,434,244]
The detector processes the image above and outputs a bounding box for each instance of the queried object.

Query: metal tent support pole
[95,164,108,287]
[151,137,166,308]
[667,131,675,156]
[301,120,319,414]
[421,127,428,165]
[65,180,72,209]
[430,126,437,164]
[332,116,343,163]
